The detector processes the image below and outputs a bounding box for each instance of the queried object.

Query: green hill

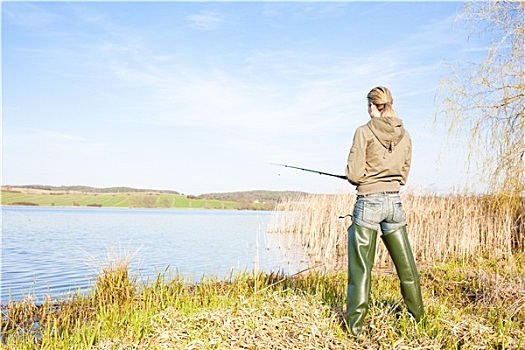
[1,186,306,210]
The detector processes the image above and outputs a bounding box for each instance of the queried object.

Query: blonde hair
[367,86,397,118]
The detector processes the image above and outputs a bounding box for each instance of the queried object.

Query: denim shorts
[352,193,407,234]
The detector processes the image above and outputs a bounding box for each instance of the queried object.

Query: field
[0,187,268,210]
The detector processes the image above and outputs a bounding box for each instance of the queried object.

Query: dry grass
[92,292,354,349]
[2,255,525,349]
[269,192,525,270]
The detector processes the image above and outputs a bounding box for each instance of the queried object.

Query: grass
[1,191,265,210]
[1,252,524,349]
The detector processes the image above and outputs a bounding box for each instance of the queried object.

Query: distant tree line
[6,185,180,195]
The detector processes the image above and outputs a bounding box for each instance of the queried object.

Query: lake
[1,206,308,303]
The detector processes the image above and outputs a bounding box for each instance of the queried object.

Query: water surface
[1,206,307,303]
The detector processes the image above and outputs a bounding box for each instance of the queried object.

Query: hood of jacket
[366,116,406,152]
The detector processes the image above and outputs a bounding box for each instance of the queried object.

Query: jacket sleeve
[400,132,412,185]
[346,127,367,186]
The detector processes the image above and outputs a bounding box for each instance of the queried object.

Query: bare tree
[435,1,524,196]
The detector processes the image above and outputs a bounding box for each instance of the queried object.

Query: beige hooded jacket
[345,116,411,195]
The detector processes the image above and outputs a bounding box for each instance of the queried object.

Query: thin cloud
[43,131,87,142]
[187,13,222,30]
[2,2,60,27]
[2,128,108,155]
[4,128,86,143]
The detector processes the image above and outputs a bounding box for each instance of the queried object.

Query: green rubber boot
[346,223,378,335]
[381,226,424,321]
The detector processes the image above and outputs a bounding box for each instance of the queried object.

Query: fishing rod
[271,163,347,180]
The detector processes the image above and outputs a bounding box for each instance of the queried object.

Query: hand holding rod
[272,163,347,180]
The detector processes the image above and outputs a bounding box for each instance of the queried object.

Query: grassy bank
[2,254,524,349]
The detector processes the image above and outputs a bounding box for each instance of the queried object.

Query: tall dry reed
[269,192,524,270]
[268,192,354,271]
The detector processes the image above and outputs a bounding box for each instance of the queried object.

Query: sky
[2,1,487,195]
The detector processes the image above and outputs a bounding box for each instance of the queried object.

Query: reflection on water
[1,207,310,303]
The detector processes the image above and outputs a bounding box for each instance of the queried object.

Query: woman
[345,86,423,335]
